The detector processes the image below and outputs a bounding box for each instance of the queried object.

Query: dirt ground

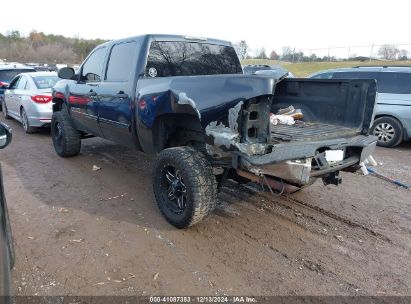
[0,117,410,296]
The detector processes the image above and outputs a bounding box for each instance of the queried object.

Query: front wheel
[371,116,403,148]
[153,146,217,229]
[51,110,81,157]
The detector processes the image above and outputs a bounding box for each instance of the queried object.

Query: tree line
[0,30,107,64]
[1,31,409,64]
[233,40,410,62]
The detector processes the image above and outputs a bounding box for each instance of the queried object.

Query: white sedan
[2,72,59,133]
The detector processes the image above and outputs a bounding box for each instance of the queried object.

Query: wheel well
[373,114,404,131]
[374,114,402,125]
[153,113,204,152]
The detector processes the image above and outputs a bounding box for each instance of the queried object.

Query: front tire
[51,110,81,157]
[153,146,217,229]
[371,116,403,147]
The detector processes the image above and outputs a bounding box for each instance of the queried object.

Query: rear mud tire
[51,109,81,157]
[153,146,217,229]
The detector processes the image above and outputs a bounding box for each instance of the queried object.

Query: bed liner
[270,122,358,142]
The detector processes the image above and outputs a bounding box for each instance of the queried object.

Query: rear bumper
[28,113,52,127]
[238,135,377,185]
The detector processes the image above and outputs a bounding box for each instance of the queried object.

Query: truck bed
[270,78,377,143]
[270,122,358,142]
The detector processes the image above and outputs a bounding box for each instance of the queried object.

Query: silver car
[2,72,59,133]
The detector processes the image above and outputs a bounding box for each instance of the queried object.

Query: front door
[68,46,107,136]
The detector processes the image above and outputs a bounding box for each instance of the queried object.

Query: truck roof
[99,34,233,48]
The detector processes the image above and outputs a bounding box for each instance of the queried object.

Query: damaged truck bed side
[52,34,377,228]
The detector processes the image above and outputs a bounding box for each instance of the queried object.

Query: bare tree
[269,50,279,60]
[281,46,294,61]
[255,47,268,59]
[378,44,399,60]
[233,40,248,60]
[399,49,409,61]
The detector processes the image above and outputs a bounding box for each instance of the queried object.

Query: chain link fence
[283,44,411,62]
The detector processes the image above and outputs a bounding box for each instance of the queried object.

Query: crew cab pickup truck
[52,34,377,228]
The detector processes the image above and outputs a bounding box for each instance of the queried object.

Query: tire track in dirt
[221,180,393,245]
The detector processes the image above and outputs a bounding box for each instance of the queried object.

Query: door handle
[88,91,97,97]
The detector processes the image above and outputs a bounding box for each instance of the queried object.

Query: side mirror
[0,122,12,149]
[58,67,75,80]
[1,84,8,90]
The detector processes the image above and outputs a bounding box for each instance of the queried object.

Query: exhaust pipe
[237,170,300,194]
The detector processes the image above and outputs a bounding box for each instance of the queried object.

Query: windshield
[0,69,35,83]
[146,41,242,77]
[32,75,60,89]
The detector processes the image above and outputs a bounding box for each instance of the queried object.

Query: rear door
[68,46,107,136]
[96,40,139,145]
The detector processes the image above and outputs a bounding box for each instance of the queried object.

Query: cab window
[146,41,242,77]
[81,47,107,82]
[105,42,137,82]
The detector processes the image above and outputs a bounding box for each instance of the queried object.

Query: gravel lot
[0,117,410,296]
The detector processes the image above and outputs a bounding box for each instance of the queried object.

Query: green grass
[241,59,411,77]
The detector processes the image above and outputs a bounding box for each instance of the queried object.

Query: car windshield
[146,41,243,77]
[0,69,34,83]
[32,75,60,89]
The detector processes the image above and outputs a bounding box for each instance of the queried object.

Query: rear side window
[105,41,137,82]
[333,71,379,80]
[146,41,242,77]
[17,77,27,90]
[0,69,35,83]
[81,47,107,82]
[378,72,411,94]
[312,72,334,79]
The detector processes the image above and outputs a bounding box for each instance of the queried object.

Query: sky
[1,0,410,57]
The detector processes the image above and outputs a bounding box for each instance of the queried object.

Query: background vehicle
[52,34,377,228]
[243,64,294,78]
[309,66,411,147]
[3,72,59,133]
[0,65,36,110]
[0,122,14,298]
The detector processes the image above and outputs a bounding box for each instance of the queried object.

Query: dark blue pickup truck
[52,34,378,228]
